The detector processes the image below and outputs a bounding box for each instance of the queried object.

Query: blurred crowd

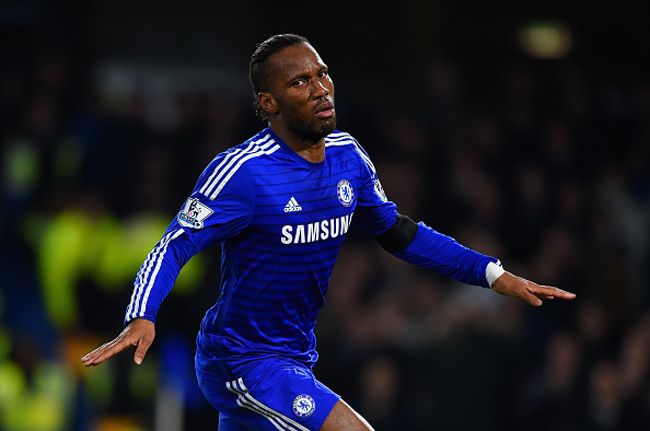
[1,35,649,431]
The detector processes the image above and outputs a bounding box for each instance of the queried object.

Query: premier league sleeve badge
[177,197,214,229]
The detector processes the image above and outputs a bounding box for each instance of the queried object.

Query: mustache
[314,98,335,113]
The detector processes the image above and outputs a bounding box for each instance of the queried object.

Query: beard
[284,108,337,142]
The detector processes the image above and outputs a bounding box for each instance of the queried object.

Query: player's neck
[269,123,325,163]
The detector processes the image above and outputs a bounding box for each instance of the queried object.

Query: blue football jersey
[125,127,498,379]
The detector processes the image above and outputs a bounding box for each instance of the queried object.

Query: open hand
[81,318,155,367]
[492,271,576,306]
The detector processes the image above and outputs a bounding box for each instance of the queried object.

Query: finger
[522,289,543,307]
[94,337,136,363]
[82,341,112,362]
[83,337,133,366]
[81,341,117,365]
[133,335,154,365]
[82,344,117,366]
[535,285,576,300]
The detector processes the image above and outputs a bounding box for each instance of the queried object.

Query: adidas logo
[284,197,303,213]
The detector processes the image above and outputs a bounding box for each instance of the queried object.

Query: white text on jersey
[281,213,354,244]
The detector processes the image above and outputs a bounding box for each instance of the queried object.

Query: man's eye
[318,71,328,78]
[292,80,305,87]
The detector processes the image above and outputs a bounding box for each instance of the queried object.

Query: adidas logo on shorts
[284,197,303,213]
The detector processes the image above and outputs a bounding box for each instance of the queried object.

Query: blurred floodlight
[518,21,572,59]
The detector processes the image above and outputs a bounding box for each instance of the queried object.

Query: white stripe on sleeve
[201,135,273,197]
[199,134,272,196]
[208,144,280,200]
[126,229,177,320]
[134,228,185,319]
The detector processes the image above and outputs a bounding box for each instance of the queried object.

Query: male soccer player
[82,34,576,430]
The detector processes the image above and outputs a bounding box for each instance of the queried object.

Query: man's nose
[311,80,329,98]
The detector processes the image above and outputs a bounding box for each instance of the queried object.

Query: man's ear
[258,92,278,116]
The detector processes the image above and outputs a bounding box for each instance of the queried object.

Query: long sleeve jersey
[124,128,500,379]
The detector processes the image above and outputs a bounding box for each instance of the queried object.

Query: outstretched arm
[82,152,255,366]
[349,135,576,305]
[81,216,241,367]
[375,213,576,305]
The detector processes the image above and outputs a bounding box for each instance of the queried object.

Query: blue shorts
[196,359,340,430]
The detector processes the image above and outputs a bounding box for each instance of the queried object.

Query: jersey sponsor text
[281,213,354,244]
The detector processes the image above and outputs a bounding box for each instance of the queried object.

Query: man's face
[262,43,336,140]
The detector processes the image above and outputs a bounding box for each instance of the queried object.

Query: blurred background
[1,1,649,430]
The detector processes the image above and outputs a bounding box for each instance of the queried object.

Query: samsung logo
[281,213,354,244]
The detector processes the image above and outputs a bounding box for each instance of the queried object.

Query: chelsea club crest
[292,394,316,417]
[337,179,354,207]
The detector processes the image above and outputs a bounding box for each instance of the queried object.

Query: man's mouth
[314,101,335,119]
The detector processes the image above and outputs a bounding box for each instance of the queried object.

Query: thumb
[134,335,153,365]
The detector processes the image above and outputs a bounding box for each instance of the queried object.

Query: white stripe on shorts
[226,380,293,430]
[225,378,309,431]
